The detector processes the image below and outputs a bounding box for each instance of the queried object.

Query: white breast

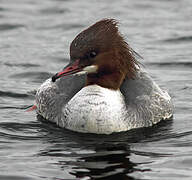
[60,85,128,134]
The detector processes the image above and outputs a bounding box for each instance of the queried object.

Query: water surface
[0,0,192,179]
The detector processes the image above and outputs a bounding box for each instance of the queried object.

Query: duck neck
[86,71,125,90]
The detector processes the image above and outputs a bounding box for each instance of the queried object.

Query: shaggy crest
[70,19,139,81]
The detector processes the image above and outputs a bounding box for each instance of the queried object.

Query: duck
[35,19,173,134]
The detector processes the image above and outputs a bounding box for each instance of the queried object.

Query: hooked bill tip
[52,73,58,82]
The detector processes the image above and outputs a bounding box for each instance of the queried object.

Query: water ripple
[0,131,39,140]
[0,24,25,31]
[162,36,192,43]
[131,150,172,157]
[0,105,33,110]
[42,23,85,30]
[0,7,6,11]
[147,62,192,68]
[0,122,46,140]
[10,72,53,82]
[39,7,69,14]
[0,90,29,98]
[0,175,35,180]
[4,62,40,68]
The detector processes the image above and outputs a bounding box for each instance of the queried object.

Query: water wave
[4,62,40,68]
[0,23,25,31]
[147,62,192,67]
[39,7,69,15]
[0,90,29,98]
[10,71,53,82]
[162,36,192,43]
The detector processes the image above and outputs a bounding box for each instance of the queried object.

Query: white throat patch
[74,65,98,76]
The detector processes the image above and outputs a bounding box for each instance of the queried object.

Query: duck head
[52,19,139,90]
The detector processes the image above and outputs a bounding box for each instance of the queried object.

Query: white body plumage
[61,85,129,134]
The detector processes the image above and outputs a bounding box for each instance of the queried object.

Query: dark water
[0,0,192,179]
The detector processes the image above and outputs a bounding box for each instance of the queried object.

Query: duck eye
[89,51,97,58]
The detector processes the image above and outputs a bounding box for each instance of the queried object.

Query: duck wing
[120,69,173,127]
[35,71,85,123]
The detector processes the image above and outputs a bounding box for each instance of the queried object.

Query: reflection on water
[36,116,174,179]
[70,144,138,179]
[0,0,192,179]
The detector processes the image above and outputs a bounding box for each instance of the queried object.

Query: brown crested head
[52,19,139,90]
[70,19,120,61]
[70,19,139,89]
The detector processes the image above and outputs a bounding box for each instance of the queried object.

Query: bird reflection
[68,143,142,180]
[37,116,172,180]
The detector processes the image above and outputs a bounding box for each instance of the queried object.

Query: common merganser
[35,19,173,134]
